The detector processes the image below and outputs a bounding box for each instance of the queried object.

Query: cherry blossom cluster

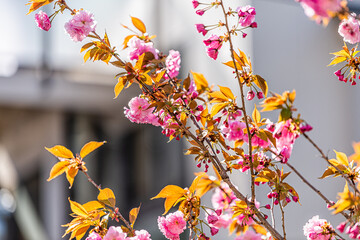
[303,215,335,240]
[86,226,151,240]
[157,211,187,240]
[337,221,360,239]
[192,1,257,60]
[64,10,96,42]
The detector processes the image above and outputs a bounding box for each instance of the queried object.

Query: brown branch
[278,201,286,240]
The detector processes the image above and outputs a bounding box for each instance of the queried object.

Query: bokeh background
[1,0,360,239]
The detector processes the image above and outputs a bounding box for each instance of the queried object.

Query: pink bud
[272,192,279,198]
[35,11,51,31]
[196,9,205,16]
[242,33,247,38]
[207,215,218,224]
[265,204,271,209]
[274,199,279,205]
[264,214,268,219]
[257,91,264,99]
[197,105,204,111]
[210,227,219,236]
[292,196,299,202]
[195,24,208,36]
[215,209,222,216]
[247,90,255,100]
[285,197,291,203]
[250,22,258,28]
[197,163,201,168]
[337,222,347,233]
[352,80,357,86]
[334,70,342,77]
[267,192,273,199]
[192,0,200,8]
[300,123,313,133]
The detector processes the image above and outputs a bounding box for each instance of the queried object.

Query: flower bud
[250,22,258,28]
[192,0,200,8]
[35,11,51,31]
[265,204,271,209]
[215,209,222,216]
[274,199,279,205]
[207,215,218,224]
[292,196,299,202]
[257,91,264,99]
[196,9,205,16]
[210,227,219,236]
[337,222,347,233]
[247,90,255,100]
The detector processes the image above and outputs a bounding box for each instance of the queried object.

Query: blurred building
[0,0,359,239]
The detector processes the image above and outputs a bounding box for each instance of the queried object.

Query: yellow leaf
[223,61,242,70]
[218,85,235,100]
[151,185,186,214]
[26,0,54,15]
[66,166,78,188]
[129,205,141,228]
[82,201,104,212]
[114,77,127,99]
[47,161,71,181]
[69,198,88,218]
[135,53,145,70]
[131,16,147,33]
[80,42,94,53]
[45,145,74,159]
[154,71,165,83]
[83,50,91,63]
[80,141,106,159]
[288,90,296,103]
[328,56,346,66]
[210,103,228,118]
[98,188,116,208]
[254,177,269,182]
[252,104,261,123]
[72,224,90,240]
[330,49,350,58]
[209,91,228,102]
[123,35,136,49]
[253,75,268,97]
[252,224,267,235]
[319,167,336,179]
[334,150,349,166]
[191,71,208,91]
[189,173,205,194]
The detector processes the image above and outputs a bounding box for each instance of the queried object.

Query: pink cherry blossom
[165,50,181,79]
[234,230,263,240]
[158,211,186,240]
[338,16,360,44]
[103,226,127,240]
[124,96,161,126]
[303,215,335,240]
[128,36,159,61]
[128,230,152,240]
[247,90,255,100]
[196,24,208,36]
[35,11,51,31]
[86,232,102,240]
[211,183,237,210]
[237,5,256,28]
[298,0,342,23]
[221,120,246,142]
[64,10,96,42]
[203,34,223,60]
[273,119,300,163]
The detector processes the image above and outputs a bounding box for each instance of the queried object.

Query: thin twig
[278,201,286,240]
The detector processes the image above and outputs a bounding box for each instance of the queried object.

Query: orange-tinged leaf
[288,90,296,103]
[151,185,186,214]
[219,85,235,100]
[330,49,350,58]
[253,224,267,235]
[69,198,88,218]
[114,77,127,99]
[191,71,208,91]
[131,16,146,33]
[210,103,228,118]
[209,91,228,102]
[47,161,71,181]
[123,35,136,49]
[66,166,78,188]
[98,188,116,208]
[253,75,268,97]
[80,141,106,159]
[319,167,336,179]
[129,205,141,228]
[189,173,205,194]
[252,104,261,123]
[82,201,104,212]
[154,70,165,83]
[26,0,54,14]
[223,61,242,70]
[80,42,94,53]
[72,224,90,240]
[45,145,74,159]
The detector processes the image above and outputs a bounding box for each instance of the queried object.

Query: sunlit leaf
[151,185,186,214]
[252,104,261,123]
[47,161,71,181]
[45,145,74,159]
[114,77,127,99]
[80,141,106,159]
[219,85,235,100]
[69,198,88,218]
[131,16,146,33]
[82,201,105,212]
[328,56,346,66]
[253,75,268,97]
[129,205,141,228]
[334,150,349,166]
[66,166,78,188]
[26,0,54,14]
[98,188,116,208]
[253,224,267,235]
[210,103,228,118]
[191,71,208,91]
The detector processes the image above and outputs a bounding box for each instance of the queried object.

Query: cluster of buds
[203,34,223,60]
[247,90,264,100]
[338,222,360,239]
[266,189,299,206]
[334,69,357,85]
